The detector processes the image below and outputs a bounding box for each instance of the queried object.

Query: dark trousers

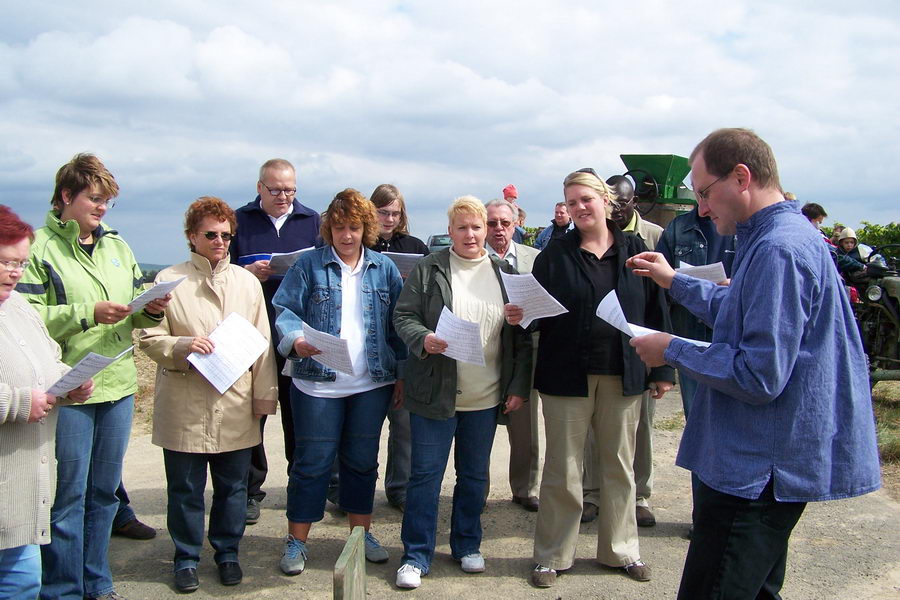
[247,354,296,501]
[164,448,252,571]
[678,479,806,600]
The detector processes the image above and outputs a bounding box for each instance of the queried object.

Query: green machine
[618,154,697,230]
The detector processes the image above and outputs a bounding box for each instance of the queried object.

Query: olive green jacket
[392,248,532,421]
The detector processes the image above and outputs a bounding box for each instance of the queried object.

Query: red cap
[502,184,518,200]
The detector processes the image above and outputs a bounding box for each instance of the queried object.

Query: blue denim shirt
[664,201,880,502]
[273,246,408,382]
[656,207,735,341]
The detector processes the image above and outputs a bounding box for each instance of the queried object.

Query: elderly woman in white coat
[139,196,277,593]
[0,205,93,598]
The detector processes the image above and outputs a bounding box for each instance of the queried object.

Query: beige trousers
[533,375,642,569]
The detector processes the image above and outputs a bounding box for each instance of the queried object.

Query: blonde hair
[563,170,619,216]
[447,195,487,226]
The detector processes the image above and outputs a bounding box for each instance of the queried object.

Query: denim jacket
[273,246,407,382]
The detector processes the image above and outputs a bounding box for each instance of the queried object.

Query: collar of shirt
[622,211,638,233]
[488,241,517,269]
[267,203,295,233]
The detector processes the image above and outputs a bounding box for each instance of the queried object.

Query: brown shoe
[635,505,656,527]
[607,560,650,582]
[512,495,539,512]
[112,517,157,540]
[531,565,557,588]
[581,502,598,523]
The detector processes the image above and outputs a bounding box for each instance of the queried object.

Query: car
[426,233,452,253]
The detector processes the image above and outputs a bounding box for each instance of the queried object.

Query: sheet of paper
[300,322,355,376]
[128,277,185,312]
[268,247,315,275]
[382,252,423,279]
[676,261,727,283]
[47,346,134,396]
[187,312,269,394]
[434,306,485,366]
[595,291,710,348]
[499,271,568,328]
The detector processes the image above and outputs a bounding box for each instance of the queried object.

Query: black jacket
[532,223,674,397]
[372,232,429,255]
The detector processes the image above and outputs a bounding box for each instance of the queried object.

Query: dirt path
[112,391,900,599]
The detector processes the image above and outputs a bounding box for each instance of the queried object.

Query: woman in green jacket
[19,153,170,600]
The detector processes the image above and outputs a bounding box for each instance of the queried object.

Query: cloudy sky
[2,1,898,264]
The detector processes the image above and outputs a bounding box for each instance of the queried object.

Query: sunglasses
[201,231,233,241]
[487,219,513,228]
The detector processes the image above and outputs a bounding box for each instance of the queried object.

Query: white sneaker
[459,552,485,573]
[396,563,422,588]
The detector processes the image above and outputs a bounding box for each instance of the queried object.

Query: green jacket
[18,211,162,404]
[393,249,532,421]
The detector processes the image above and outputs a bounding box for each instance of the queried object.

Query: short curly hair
[320,188,379,248]
[184,196,237,251]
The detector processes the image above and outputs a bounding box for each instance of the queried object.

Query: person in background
[20,153,170,600]
[627,127,880,599]
[392,196,531,590]
[0,205,93,599]
[526,169,673,589]
[484,198,542,512]
[800,202,827,231]
[370,183,429,512]
[502,184,526,244]
[534,202,573,250]
[273,189,406,577]
[139,197,277,593]
[230,158,321,525]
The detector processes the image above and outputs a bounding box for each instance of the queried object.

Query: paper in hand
[595,291,710,348]
[47,346,134,396]
[269,247,315,275]
[129,277,185,312]
[300,322,355,376]
[677,261,727,283]
[382,252,423,279]
[187,313,269,394]
[499,271,567,328]
[434,306,486,366]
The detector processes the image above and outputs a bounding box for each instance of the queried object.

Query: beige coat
[139,253,277,454]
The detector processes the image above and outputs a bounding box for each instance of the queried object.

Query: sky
[2,1,898,265]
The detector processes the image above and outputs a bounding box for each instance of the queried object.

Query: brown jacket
[139,253,277,453]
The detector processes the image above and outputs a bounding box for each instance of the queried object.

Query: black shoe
[246,498,261,525]
[174,568,199,593]
[635,505,656,527]
[513,495,540,512]
[112,517,157,540]
[581,502,599,523]
[218,561,243,586]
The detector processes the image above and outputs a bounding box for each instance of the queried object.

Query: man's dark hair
[690,128,782,192]
[801,203,827,221]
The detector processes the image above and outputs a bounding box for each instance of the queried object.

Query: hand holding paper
[498,271,567,328]
[48,346,134,396]
[434,306,485,366]
[299,323,354,375]
[677,261,727,283]
[595,291,710,348]
[187,313,268,394]
[129,277,185,313]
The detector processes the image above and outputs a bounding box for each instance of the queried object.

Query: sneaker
[363,531,389,563]
[459,552,485,573]
[606,560,651,582]
[246,498,260,525]
[531,564,557,588]
[112,517,156,540]
[280,535,308,576]
[396,563,422,589]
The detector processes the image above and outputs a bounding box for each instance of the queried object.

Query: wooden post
[334,525,366,599]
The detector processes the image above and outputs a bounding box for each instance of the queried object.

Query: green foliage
[856,221,900,250]
[523,226,542,247]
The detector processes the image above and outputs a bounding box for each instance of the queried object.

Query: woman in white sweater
[0,205,92,598]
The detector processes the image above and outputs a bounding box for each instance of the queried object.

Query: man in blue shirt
[231,158,321,524]
[627,128,880,599]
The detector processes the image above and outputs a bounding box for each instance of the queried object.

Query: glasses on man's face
[377,209,402,219]
[86,196,116,209]
[487,219,513,229]
[260,182,297,198]
[201,231,233,241]
[0,259,30,272]
[695,173,729,201]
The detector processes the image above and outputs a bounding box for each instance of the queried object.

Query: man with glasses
[484,198,542,512]
[627,128,880,599]
[231,158,321,525]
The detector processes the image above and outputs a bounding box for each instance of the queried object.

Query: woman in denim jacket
[272,189,407,577]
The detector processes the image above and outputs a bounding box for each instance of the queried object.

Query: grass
[873,381,900,463]
[655,410,686,431]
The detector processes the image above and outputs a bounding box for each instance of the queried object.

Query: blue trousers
[401,406,498,573]
[163,447,251,570]
[41,396,133,600]
[0,544,41,600]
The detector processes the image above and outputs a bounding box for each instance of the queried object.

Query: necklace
[79,234,92,244]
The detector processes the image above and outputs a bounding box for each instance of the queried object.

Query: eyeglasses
[695,173,729,200]
[201,231,233,241]
[377,209,402,219]
[0,259,30,272]
[87,196,116,209]
[260,182,297,197]
[486,219,513,228]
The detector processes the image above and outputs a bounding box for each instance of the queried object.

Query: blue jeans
[0,544,41,600]
[385,405,412,506]
[287,384,392,521]
[41,396,133,600]
[163,448,252,571]
[401,406,498,574]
